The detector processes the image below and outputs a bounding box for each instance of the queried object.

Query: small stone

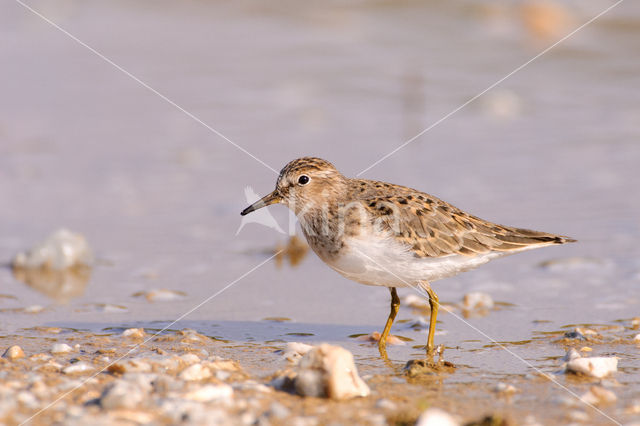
[567,410,590,422]
[294,344,370,400]
[183,384,233,402]
[23,305,45,314]
[375,398,397,410]
[16,391,39,409]
[206,359,242,372]
[36,360,62,373]
[100,380,146,410]
[12,229,93,270]
[281,342,314,363]
[159,400,228,424]
[233,380,272,393]
[91,303,128,313]
[177,329,208,343]
[290,416,319,426]
[358,332,405,346]
[29,381,50,399]
[51,343,73,354]
[268,401,290,419]
[132,289,187,302]
[416,408,459,426]
[462,292,494,310]
[108,359,152,374]
[404,294,430,310]
[564,330,587,340]
[30,353,51,362]
[152,374,183,394]
[180,353,201,365]
[122,328,145,339]
[580,386,617,406]
[63,362,94,374]
[179,364,212,381]
[3,345,25,360]
[294,369,326,398]
[563,348,581,362]
[566,356,618,379]
[576,327,597,336]
[493,382,519,394]
[633,334,640,343]
[109,410,154,424]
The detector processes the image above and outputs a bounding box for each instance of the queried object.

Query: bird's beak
[240,191,281,216]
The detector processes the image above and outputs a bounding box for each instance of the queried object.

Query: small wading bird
[241,157,575,359]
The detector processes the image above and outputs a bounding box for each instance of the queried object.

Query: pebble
[580,386,617,406]
[281,342,314,363]
[12,228,92,270]
[374,398,397,411]
[565,354,618,379]
[357,332,405,346]
[233,380,272,393]
[62,362,94,374]
[16,391,39,409]
[563,348,581,362]
[493,382,519,394]
[180,353,201,365]
[462,292,494,310]
[565,327,597,340]
[122,328,145,339]
[404,294,430,310]
[480,89,522,119]
[178,329,209,343]
[152,374,183,394]
[183,384,233,402]
[22,305,45,314]
[133,289,187,302]
[51,343,73,354]
[416,408,459,426]
[293,344,370,400]
[294,369,326,398]
[3,345,25,360]
[108,358,152,374]
[100,380,147,410]
[206,359,242,372]
[179,364,212,381]
[90,303,128,313]
[268,401,291,419]
[109,410,154,424]
[634,334,640,343]
[567,410,590,422]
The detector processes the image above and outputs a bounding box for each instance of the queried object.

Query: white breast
[324,232,509,288]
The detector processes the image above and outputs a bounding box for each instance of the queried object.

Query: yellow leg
[378,287,400,359]
[425,286,439,356]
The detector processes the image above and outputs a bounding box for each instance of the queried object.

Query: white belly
[324,233,508,287]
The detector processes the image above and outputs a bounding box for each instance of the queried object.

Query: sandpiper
[241,157,575,359]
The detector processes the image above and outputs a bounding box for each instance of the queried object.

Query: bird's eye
[297,175,310,185]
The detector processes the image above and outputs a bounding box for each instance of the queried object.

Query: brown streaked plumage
[241,157,575,360]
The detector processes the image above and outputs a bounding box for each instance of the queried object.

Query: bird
[240,157,575,359]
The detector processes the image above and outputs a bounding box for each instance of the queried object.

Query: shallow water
[1,0,640,423]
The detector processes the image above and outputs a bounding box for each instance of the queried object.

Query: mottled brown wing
[361,192,574,259]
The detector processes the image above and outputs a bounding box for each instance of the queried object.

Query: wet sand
[2,0,640,424]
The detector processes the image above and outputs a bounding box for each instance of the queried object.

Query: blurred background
[0,0,638,368]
